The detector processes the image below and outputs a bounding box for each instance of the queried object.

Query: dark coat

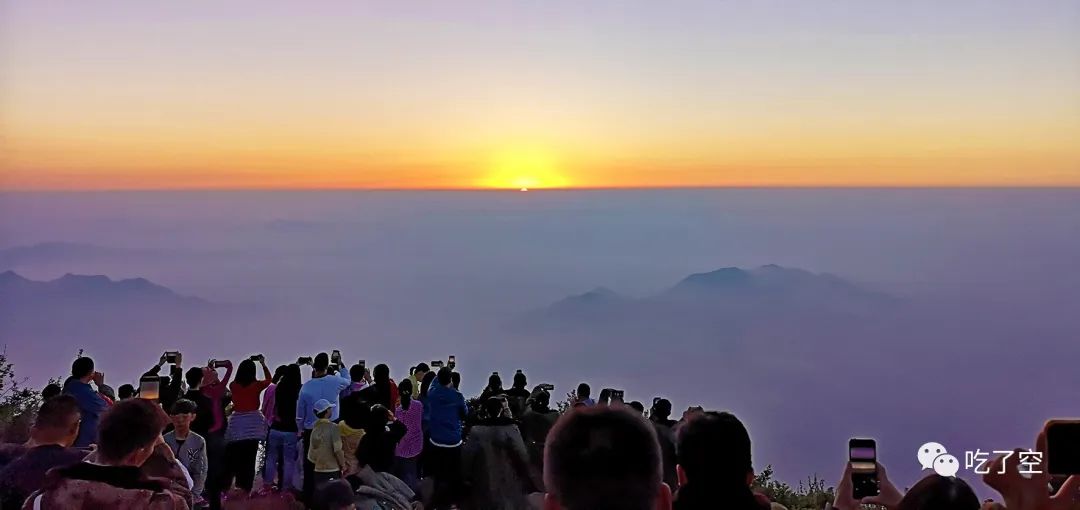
[461,419,536,510]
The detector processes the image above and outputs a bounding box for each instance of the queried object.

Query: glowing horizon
[2,1,1078,190]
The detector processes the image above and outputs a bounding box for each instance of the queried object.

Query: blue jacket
[424,379,468,446]
[62,377,107,447]
[296,372,351,430]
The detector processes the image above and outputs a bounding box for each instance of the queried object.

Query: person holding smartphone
[225,355,273,494]
[61,356,109,448]
[143,351,185,412]
[200,358,233,510]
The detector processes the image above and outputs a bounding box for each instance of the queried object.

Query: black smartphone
[448,355,456,368]
[297,356,313,366]
[164,351,179,363]
[331,350,342,365]
[139,375,160,401]
[849,438,879,499]
[538,383,554,391]
[431,360,444,368]
[610,389,625,402]
[249,354,264,363]
[1046,420,1080,475]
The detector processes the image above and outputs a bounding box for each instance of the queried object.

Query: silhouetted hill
[0,270,206,306]
[517,265,893,331]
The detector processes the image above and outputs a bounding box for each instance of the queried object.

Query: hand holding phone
[1046,419,1080,475]
[331,350,342,365]
[139,375,160,401]
[849,438,879,499]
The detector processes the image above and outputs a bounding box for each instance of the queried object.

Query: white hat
[313,399,336,414]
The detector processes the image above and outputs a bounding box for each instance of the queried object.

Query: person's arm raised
[259,359,272,385]
[984,429,1080,510]
[221,360,234,386]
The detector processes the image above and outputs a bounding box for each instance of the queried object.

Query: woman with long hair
[392,378,424,491]
[264,363,302,492]
[225,355,272,493]
[357,363,399,410]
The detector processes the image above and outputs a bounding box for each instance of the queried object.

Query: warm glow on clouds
[2,1,1078,189]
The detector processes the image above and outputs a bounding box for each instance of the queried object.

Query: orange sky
[2,1,1078,190]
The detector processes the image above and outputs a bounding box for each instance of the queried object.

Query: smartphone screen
[139,375,160,401]
[1046,420,1080,475]
[849,438,879,499]
[331,350,342,364]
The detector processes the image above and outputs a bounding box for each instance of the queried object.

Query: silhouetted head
[313,353,330,373]
[451,371,461,389]
[484,395,509,419]
[544,406,670,510]
[32,395,81,447]
[513,371,527,389]
[530,389,551,411]
[118,384,137,400]
[373,364,390,385]
[365,404,392,433]
[235,359,257,386]
[413,363,430,378]
[650,398,672,421]
[628,401,645,414]
[272,365,288,384]
[420,371,437,398]
[349,364,365,383]
[185,366,204,389]
[97,398,169,467]
[313,479,355,510]
[71,357,94,381]
[598,388,612,405]
[897,474,980,510]
[576,383,591,400]
[676,411,754,497]
[437,367,452,386]
[488,373,503,391]
[41,383,62,400]
[398,378,414,410]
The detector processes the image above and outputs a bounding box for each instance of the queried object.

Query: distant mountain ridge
[520,265,893,330]
[0,270,206,306]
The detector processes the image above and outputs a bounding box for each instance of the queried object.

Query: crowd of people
[0,350,1074,510]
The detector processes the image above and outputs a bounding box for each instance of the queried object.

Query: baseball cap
[313,399,336,414]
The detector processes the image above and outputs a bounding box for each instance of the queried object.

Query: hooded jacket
[23,462,188,510]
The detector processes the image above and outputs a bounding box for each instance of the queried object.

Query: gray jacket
[461,421,537,510]
[163,430,207,495]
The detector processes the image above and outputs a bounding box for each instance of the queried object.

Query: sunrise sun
[480,147,569,190]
